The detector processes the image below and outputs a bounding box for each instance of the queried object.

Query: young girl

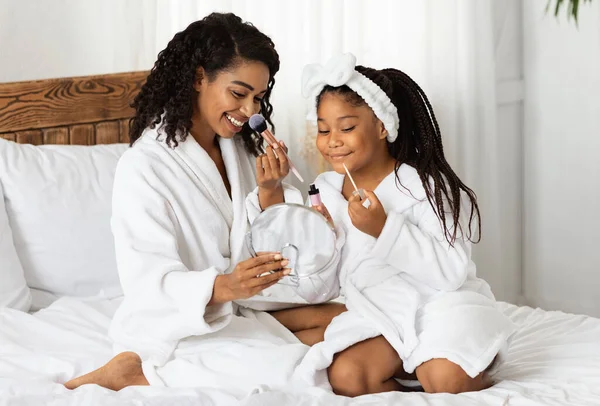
[249,53,515,396]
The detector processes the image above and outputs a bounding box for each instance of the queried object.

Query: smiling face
[194,59,270,138]
[315,91,391,174]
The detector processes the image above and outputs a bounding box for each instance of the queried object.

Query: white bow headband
[301,53,400,142]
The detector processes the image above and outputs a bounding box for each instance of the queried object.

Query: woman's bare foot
[64,351,149,391]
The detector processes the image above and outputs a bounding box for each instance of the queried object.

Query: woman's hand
[348,190,387,238]
[210,252,290,304]
[256,141,289,190]
[257,141,289,209]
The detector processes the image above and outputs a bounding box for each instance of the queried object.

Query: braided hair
[129,12,280,155]
[317,66,481,244]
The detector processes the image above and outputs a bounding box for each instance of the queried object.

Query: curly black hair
[129,12,280,155]
[317,67,481,245]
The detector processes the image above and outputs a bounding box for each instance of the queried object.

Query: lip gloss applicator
[343,163,370,208]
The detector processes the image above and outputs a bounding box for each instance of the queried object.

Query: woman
[64,13,312,395]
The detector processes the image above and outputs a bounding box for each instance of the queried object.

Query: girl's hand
[211,253,290,304]
[348,190,387,238]
[256,141,289,191]
[314,203,334,227]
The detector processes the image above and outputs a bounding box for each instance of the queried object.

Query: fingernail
[283,269,292,275]
[274,254,282,260]
[273,142,279,149]
[281,260,289,266]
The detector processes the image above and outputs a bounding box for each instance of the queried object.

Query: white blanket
[1,298,599,405]
[106,129,323,392]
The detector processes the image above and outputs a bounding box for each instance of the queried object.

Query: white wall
[0,0,156,82]
[487,0,524,304]
[523,1,600,316]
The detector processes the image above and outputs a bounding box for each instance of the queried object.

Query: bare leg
[270,303,347,332]
[327,336,406,397]
[415,358,492,394]
[270,302,346,345]
[64,352,149,391]
[394,363,418,381]
[294,326,327,346]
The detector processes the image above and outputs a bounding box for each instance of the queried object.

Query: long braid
[370,66,481,244]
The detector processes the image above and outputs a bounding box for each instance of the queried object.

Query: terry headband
[301,53,400,142]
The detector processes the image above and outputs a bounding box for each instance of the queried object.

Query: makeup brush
[249,114,304,183]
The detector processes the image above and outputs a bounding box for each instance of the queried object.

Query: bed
[1,72,599,406]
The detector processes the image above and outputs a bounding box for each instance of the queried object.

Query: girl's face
[194,60,270,138]
[316,92,390,174]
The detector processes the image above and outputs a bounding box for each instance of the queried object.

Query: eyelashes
[317,126,356,135]
[231,91,263,104]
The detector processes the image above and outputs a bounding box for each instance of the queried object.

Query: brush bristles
[249,114,268,133]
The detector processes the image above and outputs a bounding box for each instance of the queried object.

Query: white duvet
[1,298,599,406]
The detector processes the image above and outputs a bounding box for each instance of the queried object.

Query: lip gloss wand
[343,163,370,208]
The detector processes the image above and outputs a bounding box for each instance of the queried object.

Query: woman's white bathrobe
[107,128,320,395]
[248,165,516,383]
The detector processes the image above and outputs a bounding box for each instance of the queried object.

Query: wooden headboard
[0,71,148,145]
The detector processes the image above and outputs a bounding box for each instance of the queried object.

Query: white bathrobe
[108,128,322,395]
[248,164,516,383]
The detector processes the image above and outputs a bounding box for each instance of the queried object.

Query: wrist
[210,274,233,305]
[372,217,387,238]
[258,184,283,195]
[369,229,383,239]
[258,185,284,209]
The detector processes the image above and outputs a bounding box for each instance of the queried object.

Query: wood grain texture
[0,71,147,133]
[43,127,69,144]
[70,124,95,145]
[95,121,120,144]
[16,130,43,145]
[119,119,130,144]
[1,133,15,142]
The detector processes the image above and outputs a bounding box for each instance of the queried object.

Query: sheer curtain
[0,0,158,82]
[151,0,516,302]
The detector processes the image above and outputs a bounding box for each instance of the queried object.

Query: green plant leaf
[555,0,564,17]
[547,0,593,24]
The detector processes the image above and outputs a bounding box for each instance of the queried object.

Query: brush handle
[261,130,304,183]
[288,165,304,183]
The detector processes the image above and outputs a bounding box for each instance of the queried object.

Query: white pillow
[0,180,31,311]
[0,139,128,298]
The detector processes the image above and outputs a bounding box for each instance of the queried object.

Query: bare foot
[64,351,149,391]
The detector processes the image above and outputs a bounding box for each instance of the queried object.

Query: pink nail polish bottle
[309,184,322,207]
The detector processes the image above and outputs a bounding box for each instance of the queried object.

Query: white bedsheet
[1,298,599,406]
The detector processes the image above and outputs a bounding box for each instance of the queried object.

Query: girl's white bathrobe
[248,165,516,383]
[107,128,321,396]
